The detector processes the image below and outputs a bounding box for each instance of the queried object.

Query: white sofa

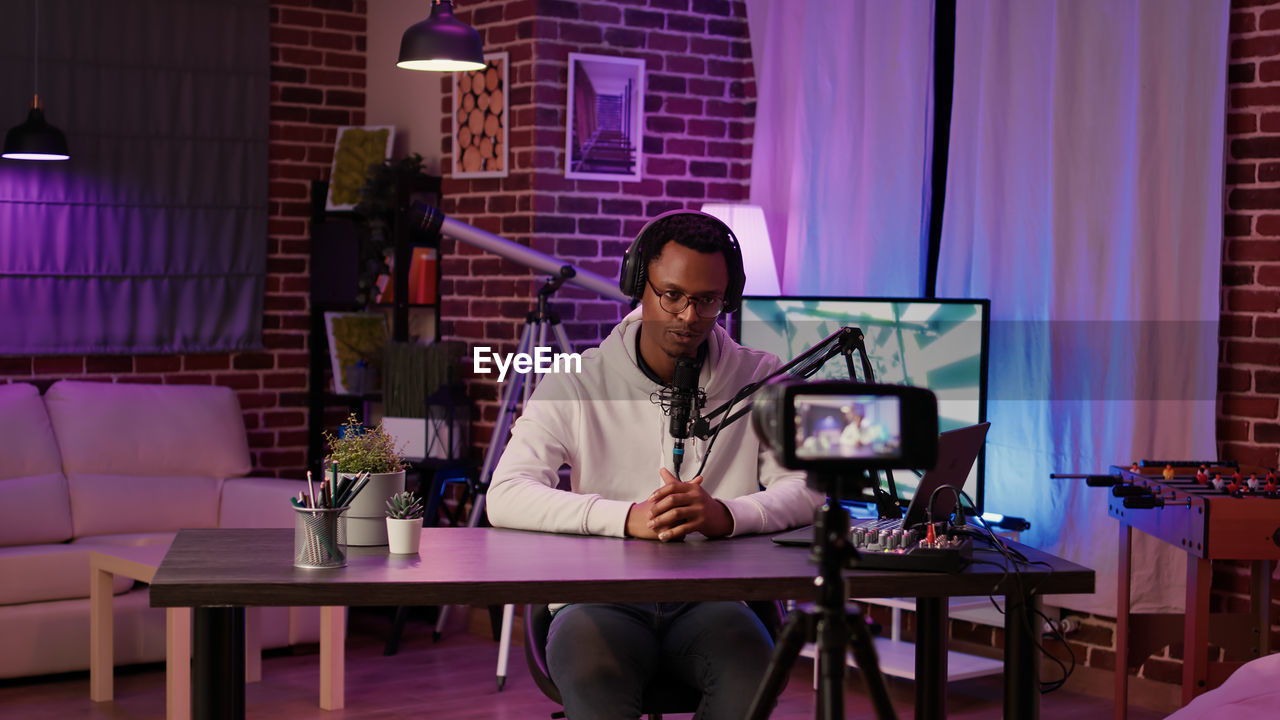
[0,380,320,679]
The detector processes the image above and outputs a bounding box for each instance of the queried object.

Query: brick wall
[1211,0,1280,686]
[0,0,368,478]
[436,0,755,450]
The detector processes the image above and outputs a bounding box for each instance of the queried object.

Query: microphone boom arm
[691,326,872,440]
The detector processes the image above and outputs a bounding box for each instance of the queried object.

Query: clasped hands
[625,468,734,542]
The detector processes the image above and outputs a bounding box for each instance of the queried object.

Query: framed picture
[453,51,509,178]
[324,312,389,395]
[326,125,396,211]
[565,53,645,182]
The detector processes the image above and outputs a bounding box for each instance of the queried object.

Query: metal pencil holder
[293,505,350,569]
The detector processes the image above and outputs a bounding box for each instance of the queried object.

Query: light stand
[407,204,627,688]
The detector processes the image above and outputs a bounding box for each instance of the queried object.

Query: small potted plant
[324,413,408,547]
[385,490,425,554]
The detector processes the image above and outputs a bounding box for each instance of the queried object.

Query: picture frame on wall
[452,51,510,178]
[565,52,645,182]
[324,312,389,395]
[325,125,396,211]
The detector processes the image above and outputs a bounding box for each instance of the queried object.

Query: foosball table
[1081,461,1278,719]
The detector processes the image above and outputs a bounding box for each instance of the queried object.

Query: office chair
[524,600,786,720]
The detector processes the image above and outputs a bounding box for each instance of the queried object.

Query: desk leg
[192,607,245,720]
[1183,556,1210,704]
[244,607,262,683]
[167,608,191,720]
[1251,560,1272,657]
[89,566,114,702]
[915,597,947,720]
[1003,592,1040,720]
[320,606,346,710]
[1115,523,1131,720]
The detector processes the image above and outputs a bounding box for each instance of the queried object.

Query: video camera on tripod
[745,379,940,720]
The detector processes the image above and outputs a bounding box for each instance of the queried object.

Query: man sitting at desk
[488,210,823,719]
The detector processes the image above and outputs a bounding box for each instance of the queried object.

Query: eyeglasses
[646,279,725,318]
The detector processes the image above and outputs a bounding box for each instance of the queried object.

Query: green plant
[351,153,436,309]
[323,413,408,474]
[385,490,424,520]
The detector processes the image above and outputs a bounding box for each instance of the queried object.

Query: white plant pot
[386,517,423,554]
[340,470,405,546]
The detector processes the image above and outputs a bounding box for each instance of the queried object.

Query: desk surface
[149,527,1093,608]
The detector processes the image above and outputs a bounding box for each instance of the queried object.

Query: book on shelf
[376,247,437,305]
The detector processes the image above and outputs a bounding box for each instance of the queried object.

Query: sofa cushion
[220,477,307,529]
[44,380,252,537]
[68,473,221,538]
[44,380,252,478]
[0,383,73,547]
[0,544,133,606]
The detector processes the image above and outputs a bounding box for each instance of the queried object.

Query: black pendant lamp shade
[397,0,485,72]
[5,0,69,161]
[2,95,69,161]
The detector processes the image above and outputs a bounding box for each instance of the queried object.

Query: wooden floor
[0,607,1168,720]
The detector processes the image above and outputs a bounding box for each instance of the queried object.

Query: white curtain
[938,0,1228,614]
[746,0,936,296]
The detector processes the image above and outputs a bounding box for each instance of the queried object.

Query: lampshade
[396,0,486,72]
[701,203,782,296]
[2,97,69,161]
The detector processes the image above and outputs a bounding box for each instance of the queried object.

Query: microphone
[669,355,703,478]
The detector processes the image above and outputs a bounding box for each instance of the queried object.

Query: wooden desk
[150,527,1093,720]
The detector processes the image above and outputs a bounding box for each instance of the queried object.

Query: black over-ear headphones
[618,209,746,313]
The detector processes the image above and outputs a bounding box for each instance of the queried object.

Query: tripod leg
[495,603,514,690]
[464,320,535,528]
[746,609,812,720]
[436,323,534,641]
[845,605,897,720]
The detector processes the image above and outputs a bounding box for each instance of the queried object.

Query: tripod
[746,474,898,720]
[432,267,576,690]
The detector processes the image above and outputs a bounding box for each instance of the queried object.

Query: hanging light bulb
[3,0,69,161]
[396,0,486,72]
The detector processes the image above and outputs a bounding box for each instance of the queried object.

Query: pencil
[306,470,316,508]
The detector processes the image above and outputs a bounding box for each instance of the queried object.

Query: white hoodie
[487,308,824,537]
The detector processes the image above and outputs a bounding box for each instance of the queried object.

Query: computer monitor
[734,296,990,512]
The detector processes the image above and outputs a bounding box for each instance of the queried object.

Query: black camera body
[751,378,939,472]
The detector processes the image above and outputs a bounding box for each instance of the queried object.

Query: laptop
[772,422,991,546]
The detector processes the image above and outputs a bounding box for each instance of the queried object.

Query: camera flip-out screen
[794,394,903,461]
[753,380,938,472]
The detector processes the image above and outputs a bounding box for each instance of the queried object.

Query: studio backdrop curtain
[745,0,936,296]
[0,0,268,355]
[937,0,1228,615]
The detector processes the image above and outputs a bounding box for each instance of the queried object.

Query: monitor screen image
[735,296,990,510]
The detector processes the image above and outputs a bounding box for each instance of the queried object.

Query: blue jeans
[546,601,774,720]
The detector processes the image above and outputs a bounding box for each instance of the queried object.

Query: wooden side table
[89,547,268,720]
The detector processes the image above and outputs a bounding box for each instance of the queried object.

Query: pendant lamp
[396,0,486,72]
[3,0,69,161]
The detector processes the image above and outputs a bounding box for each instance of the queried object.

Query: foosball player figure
[1211,474,1225,492]
[1195,465,1209,485]
[1247,474,1261,493]
[1265,471,1278,496]
[1163,464,1175,480]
